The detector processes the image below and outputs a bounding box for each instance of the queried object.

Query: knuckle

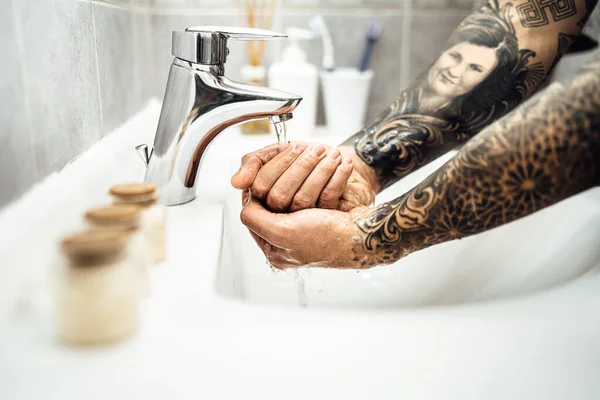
[291,193,314,210]
[266,190,289,210]
[319,189,339,203]
[296,156,316,170]
[251,180,268,199]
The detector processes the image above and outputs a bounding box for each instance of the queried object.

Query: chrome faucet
[139,26,302,206]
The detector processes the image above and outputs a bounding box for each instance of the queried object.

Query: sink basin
[217,150,600,308]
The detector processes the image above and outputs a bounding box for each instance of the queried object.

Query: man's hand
[240,192,374,269]
[231,142,378,212]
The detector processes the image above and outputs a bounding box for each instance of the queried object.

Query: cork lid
[109,183,157,203]
[61,230,126,258]
[84,205,141,226]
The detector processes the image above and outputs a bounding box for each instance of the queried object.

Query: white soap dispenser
[269,27,318,138]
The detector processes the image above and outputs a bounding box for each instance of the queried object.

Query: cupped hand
[240,191,377,269]
[231,142,378,212]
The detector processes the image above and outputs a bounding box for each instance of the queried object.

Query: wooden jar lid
[84,205,141,225]
[61,230,125,258]
[109,183,157,202]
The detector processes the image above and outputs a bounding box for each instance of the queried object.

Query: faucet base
[165,196,196,207]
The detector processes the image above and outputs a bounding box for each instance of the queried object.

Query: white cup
[321,68,373,136]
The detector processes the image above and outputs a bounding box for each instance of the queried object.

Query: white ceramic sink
[2,106,600,399]
[217,147,600,308]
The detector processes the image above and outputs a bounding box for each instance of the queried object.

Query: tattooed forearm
[354,54,600,268]
[343,0,595,191]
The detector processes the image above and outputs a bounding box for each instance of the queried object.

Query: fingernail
[293,143,307,154]
[312,145,326,157]
[328,148,341,159]
[345,158,353,165]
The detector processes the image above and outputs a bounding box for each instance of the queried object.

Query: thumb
[231,157,262,190]
[240,197,289,248]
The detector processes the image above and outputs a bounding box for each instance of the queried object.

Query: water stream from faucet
[268,118,309,307]
[293,269,308,308]
[272,120,287,143]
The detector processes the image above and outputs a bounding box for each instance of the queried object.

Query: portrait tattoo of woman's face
[348,0,547,190]
[426,42,499,107]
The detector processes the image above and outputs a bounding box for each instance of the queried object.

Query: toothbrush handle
[359,39,375,72]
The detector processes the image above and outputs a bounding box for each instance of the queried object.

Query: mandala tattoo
[344,0,590,191]
[355,54,600,267]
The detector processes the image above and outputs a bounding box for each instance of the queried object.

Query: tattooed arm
[232,0,595,214]
[343,0,597,192]
[355,54,600,267]
[240,54,600,270]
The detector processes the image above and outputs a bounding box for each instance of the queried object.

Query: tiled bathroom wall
[1,0,473,208]
[3,0,599,208]
[0,0,153,207]
[150,1,470,126]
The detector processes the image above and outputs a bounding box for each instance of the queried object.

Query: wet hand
[240,192,374,269]
[231,142,376,212]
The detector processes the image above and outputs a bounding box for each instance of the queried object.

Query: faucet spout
[144,59,301,206]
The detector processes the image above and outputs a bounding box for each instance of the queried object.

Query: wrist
[347,206,402,268]
[338,145,381,193]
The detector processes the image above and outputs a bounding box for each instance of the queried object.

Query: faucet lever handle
[186,26,286,40]
[173,26,286,65]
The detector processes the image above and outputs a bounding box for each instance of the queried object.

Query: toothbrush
[309,15,335,72]
[359,23,383,72]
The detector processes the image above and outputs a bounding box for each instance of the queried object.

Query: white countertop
[2,101,600,399]
[3,193,600,400]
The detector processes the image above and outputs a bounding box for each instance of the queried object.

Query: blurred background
[1,0,599,208]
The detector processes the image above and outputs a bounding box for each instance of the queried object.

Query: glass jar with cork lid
[57,230,138,345]
[84,205,150,295]
[109,183,166,264]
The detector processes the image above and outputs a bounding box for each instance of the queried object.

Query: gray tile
[132,10,154,105]
[448,0,475,8]
[0,0,36,207]
[362,0,404,7]
[93,0,153,8]
[408,11,468,83]
[152,0,235,8]
[326,0,363,6]
[283,0,324,7]
[94,3,142,134]
[413,0,451,9]
[14,0,102,177]
[283,12,405,124]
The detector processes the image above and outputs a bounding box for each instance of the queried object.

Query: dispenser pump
[281,27,313,64]
[268,27,318,138]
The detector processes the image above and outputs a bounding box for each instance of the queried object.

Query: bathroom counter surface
[2,101,600,400]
